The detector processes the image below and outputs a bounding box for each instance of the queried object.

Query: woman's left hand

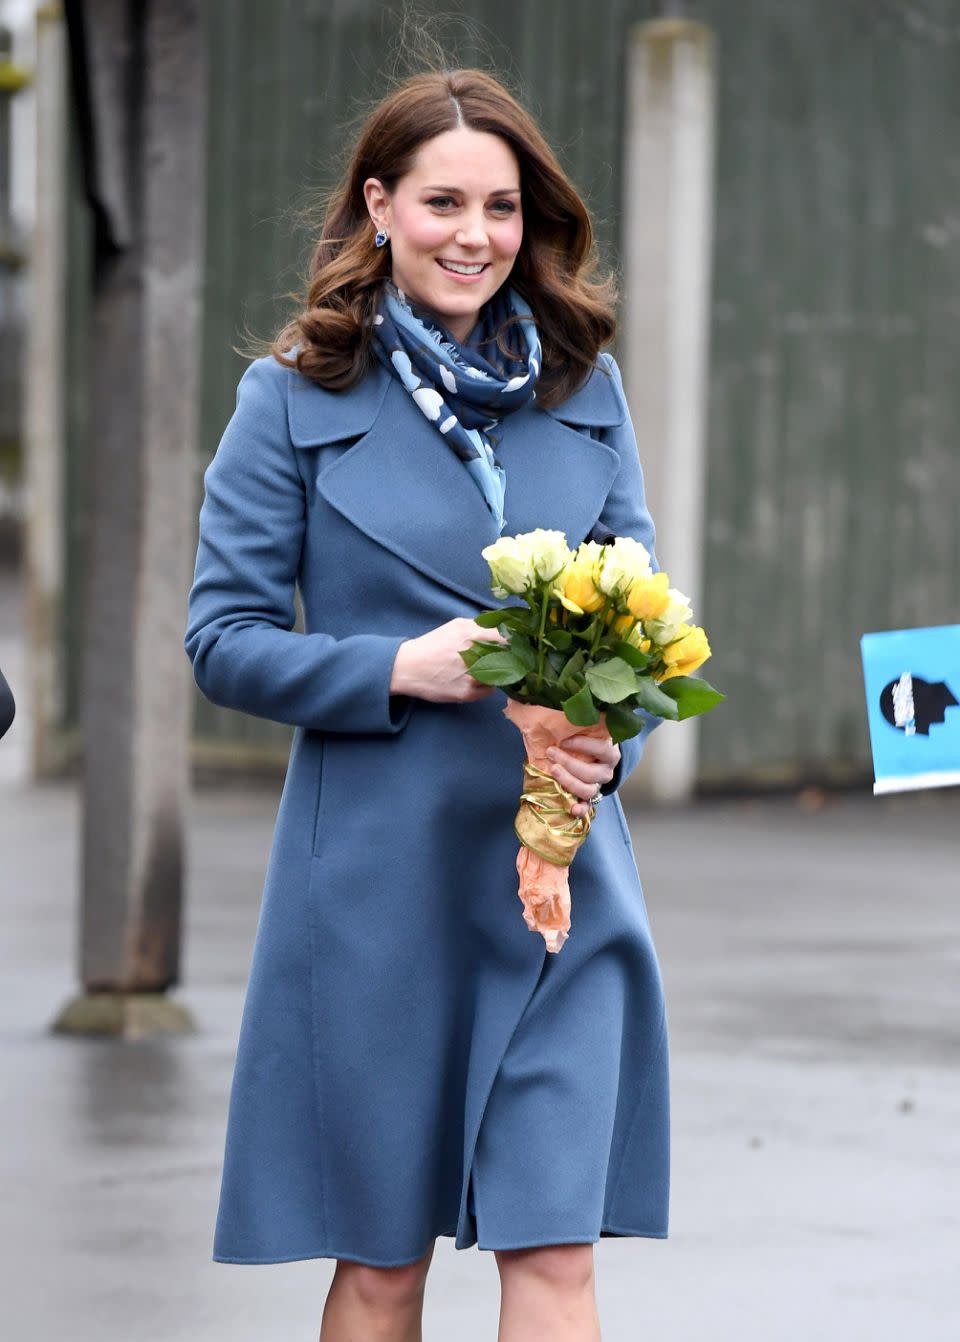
[546,735,620,819]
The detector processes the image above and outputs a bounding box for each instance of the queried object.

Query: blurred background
[0,3,957,1340]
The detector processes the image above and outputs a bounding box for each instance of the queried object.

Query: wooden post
[25,4,69,779]
[621,19,716,803]
[53,0,205,1037]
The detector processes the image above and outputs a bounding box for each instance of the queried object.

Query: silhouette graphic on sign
[879,674,958,737]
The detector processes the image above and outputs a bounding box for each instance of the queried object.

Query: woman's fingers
[545,737,621,816]
[545,748,610,798]
[549,738,619,775]
[559,734,618,763]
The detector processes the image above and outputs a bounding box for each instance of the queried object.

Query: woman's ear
[362,177,391,232]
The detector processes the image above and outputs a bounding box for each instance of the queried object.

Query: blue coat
[185,349,670,1267]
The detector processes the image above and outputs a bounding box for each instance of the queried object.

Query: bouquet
[460,528,724,953]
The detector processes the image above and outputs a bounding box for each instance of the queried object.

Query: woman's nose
[455,215,489,248]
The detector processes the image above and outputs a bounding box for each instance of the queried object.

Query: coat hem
[212,1227,460,1269]
[211,1222,668,1267]
[477,1224,669,1251]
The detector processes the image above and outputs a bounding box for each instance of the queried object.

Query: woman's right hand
[390,618,509,703]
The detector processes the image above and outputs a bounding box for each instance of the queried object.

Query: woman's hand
[390,618,509,703]
[546,735,620,818]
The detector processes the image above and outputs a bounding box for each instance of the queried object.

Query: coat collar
[286,359,622,610]
[287,355,625,446]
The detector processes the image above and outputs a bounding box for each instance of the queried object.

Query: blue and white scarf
[370,280,541,534]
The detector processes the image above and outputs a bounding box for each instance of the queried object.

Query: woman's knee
[335,1240,435,1311]
[495,1242,595,1293]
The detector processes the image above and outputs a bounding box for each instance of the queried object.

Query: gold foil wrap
[513,762,593,866]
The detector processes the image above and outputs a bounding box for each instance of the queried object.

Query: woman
[185,68,669,1342]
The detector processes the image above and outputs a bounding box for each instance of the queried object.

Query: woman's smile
[436,258,492,280]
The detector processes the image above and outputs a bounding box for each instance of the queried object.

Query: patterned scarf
[370,279,541,534]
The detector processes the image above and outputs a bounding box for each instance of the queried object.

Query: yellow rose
[604,612,635,637]
[625,571,670,621]
[647,587,694,645]
[607,618,651,650]
[573,539,607,576]
[658,624,711,681]
[554,550,605,614]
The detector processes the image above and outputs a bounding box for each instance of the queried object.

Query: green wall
[686,0,960,784]
[64,1,960,786]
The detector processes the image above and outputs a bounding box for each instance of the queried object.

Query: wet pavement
[2,567,959,1340]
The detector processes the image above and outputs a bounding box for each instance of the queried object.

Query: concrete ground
[2,566,958,1341]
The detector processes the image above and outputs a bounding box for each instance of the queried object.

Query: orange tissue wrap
[502,698,611,954]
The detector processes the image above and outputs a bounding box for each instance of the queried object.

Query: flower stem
[536,586,550,685]
[590,596,614,657]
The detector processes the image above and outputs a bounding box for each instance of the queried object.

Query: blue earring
[374,228,388,248]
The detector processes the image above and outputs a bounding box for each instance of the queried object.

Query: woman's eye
[425,196,517,214]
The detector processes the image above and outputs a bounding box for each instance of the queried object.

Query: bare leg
[319,1240,436,1342]
[494,1243,601,1342]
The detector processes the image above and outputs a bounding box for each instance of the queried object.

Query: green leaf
[603,701,645,744]
[561,682,601,725]
[545,648,566,678]
[633,676,680,720]
[509,635,538,672]
[477,606,533,635]
[584,656,639,704]
[613,640,653,670]
[458,645,488,669]
[543,627,573,651]
[557,647,586,693]
[540,683,567,710]
[657,676,726,720]
[466,649,529,686]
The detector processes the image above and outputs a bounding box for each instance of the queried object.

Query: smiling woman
[273,68,615,407]
[362,129,524,342]
[190,63,669,1342]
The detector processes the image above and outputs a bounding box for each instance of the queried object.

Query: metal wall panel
[682,0,960,784]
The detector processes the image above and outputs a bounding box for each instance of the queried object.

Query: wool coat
[184,348,670,1267]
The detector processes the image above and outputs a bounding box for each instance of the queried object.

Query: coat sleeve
[184,357,414,734]
[593,352,664,797]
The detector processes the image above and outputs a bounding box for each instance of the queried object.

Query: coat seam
[311,734,326,857]
[307,859,330,1246]
[456,943,549,1246]
[606,1005,667,1215]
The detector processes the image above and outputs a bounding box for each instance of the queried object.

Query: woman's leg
[319,1239,436,1342]
[494,1243,601,1342]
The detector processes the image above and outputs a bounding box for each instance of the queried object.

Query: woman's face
[364,127,524,344]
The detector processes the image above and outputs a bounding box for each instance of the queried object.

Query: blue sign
[860,624,960,794]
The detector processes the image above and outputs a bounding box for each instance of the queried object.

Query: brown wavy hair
[272,68,617,409]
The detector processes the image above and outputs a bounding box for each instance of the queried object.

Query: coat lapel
[287,361,623,611]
